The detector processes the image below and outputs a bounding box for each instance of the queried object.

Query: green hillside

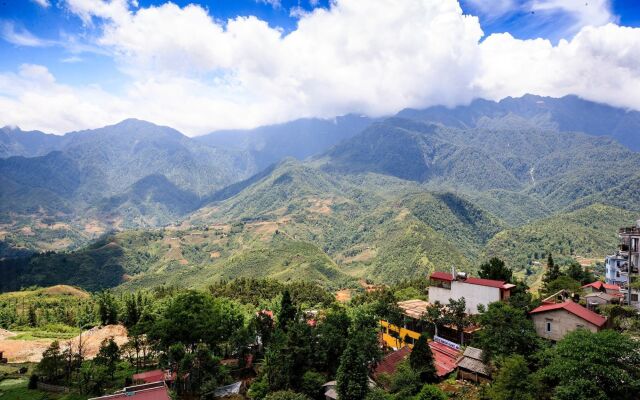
[485,204,637,274]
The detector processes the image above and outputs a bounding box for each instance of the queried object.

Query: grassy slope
[485,204,636,277]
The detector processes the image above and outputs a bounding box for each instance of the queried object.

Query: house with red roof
[429,268,515,315]
[530,300,608,341]
[89,381,170,400]
[581,281,621,294]
[372,342,460,386]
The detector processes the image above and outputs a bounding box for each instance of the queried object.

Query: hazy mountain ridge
[398,94,640,151]
[2,94,640,291]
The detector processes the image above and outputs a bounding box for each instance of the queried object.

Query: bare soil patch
[0,325,128,363]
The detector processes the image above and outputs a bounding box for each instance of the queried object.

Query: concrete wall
[429,282,501,314]
[531,309,599,341]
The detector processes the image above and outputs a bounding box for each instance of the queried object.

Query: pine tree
[278,290,296,331]
[336,338,369,400]
[409,334,437,383]
[542,253,561,293]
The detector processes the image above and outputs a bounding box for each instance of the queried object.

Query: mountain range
[1,94,639,292]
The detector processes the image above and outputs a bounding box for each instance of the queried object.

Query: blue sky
[0,0,639,135]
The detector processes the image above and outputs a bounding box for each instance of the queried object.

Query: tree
[388,361,421,399]
[421,302,445,337]
[123,294,140,329]
[409,334,437,383]
[265,321,313,391]
[264,391,312,400]
[565,261,595,285]
[301,371,326,400]
[96,291,119,326]
[542,254,561,293]
[443,298,470,345]
[37,341,64,383]
[316,306,351,375]
[506,280,537,313]
[94,337,120,379]
[474,302,539,362]
[543,276,580,297]
[538,330,640,400]
[150,291,244,352]
[478,258,512,282]
[278,290,297,331]
[336,337,370,400]
[27,303,37,327]
[486,355,537,400]
[253,310,275,351]
[415,384,447,400]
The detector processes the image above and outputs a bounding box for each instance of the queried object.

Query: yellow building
[380,299,428,349]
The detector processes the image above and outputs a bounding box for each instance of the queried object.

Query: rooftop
[373,346,411,379]
[89,383,170,400]
[430,272,514,290]
[397,299,429,319]
[429,341,461,377]
[132,369,168,384]
[530,301,607,327]
[456,346,490,376]
[581,281,621,292]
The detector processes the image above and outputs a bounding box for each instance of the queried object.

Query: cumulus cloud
[1,0,639,136]
[476,23,640,110]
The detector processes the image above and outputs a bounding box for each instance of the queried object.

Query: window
[576,324,584,329]
[545,320,552,333]
[631,294,639,302]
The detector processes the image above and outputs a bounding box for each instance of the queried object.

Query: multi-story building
[428,269,515,315]
[604,221,640,309]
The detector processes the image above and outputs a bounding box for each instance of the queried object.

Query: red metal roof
[581,281,621,291]
[530,301,607,327]
[429,272,510,289]
[90,385,170,400]
[373,346,411,379]
[373,342,460,380]
[430,271,453,281]
[429,341,460,377]
[132,370,165,384]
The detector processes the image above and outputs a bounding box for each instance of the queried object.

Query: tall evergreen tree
[409,334,437,383]
[336,338,369,400]
[278,290,296,331]
[542,253,561,293]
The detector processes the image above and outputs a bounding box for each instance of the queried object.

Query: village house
[581,281,622,295]
[428,268,515,315]
[605,220,640,309]
[456,346,491,384]
[584,292,622,309]
[529,301,608,341]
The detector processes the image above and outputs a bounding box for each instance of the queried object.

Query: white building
[428,269,515,314]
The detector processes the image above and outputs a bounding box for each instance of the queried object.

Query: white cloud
[61,56,83,63]
[256,0,282,9]
[476,23,640,110]
[31,0,51,8]
[1,21,54,47]
[1,0,639,136]
[530,0,616,32]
